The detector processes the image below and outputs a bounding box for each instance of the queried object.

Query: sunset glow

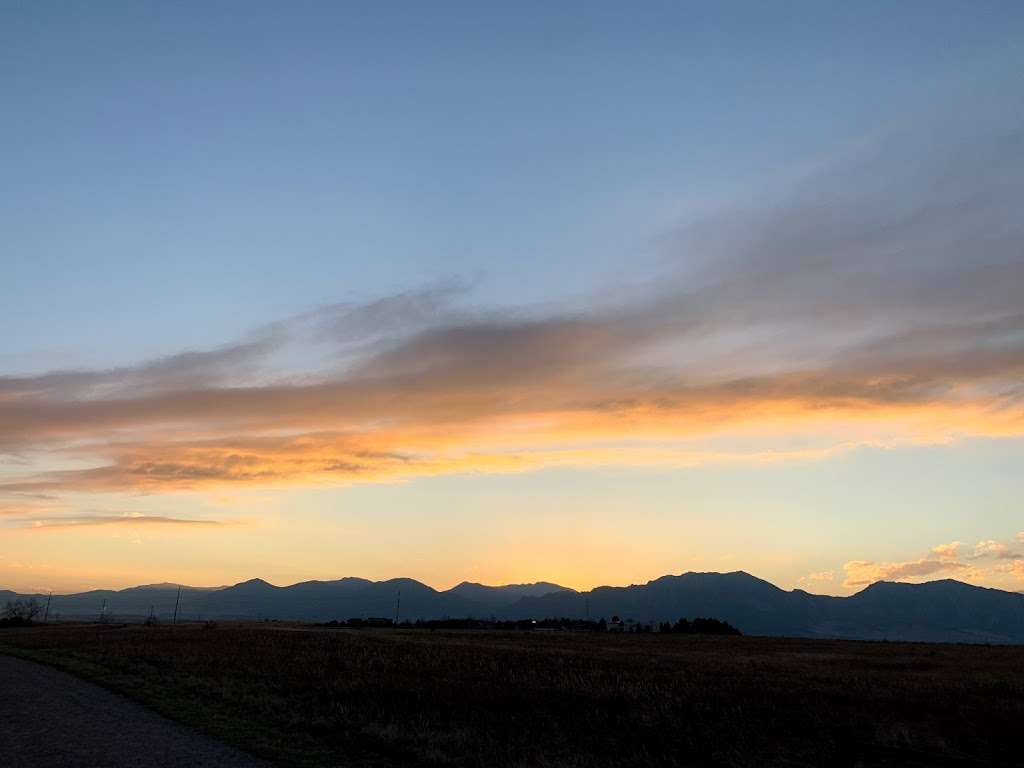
[3,4,1023,597]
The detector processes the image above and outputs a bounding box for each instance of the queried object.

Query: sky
[2,2,1024,595]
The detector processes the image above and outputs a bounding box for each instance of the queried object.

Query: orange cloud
[931,541,962,560]
[842,558,970,588]
[0,370,1020,495]
[996,561,1024,580]
[842,532,1024,590]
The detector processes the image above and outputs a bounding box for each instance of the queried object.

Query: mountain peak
[131,582,183,590]
[645,570,781,591]
[231,578,277,590]
[379,577,434,591]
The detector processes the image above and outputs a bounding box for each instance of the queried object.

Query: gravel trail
[0,654,270,767]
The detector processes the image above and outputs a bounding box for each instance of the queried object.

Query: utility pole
[100,598,107,622]
[394,590,401,625]
[43,591,52,622]
[173,585,182,624]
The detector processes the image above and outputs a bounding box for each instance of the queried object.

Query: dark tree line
[658,617,741,635]
[320,617,602,631]
[319,615,741,635]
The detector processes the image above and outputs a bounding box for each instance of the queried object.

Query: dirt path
[0,654,269,767]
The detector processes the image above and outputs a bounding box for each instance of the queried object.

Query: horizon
[4,567,1019,600]
[4,3,1024,598]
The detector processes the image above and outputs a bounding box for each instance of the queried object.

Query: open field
[1,624,1022,767]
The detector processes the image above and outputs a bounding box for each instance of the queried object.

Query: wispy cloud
[307,278,472,347]
[1,87,1022,497]
[0,493,69,518]
[0,337,281,403]
[16,514,223,530]
[798,571,835,585]
[996,560,1024,581]
[973,540,1008,558]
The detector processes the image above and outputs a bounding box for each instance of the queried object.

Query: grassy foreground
[1,623,1022,767]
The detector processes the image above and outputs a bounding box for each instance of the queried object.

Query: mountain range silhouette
[6,571,1024,643]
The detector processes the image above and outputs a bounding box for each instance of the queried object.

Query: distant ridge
[447,581,576,607]
[5,571,1024,644]
[131,582,228,592]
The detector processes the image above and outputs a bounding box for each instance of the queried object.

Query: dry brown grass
[2,623,1022,767]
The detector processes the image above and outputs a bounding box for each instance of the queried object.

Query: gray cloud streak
[14,515,223,530]
[1,82,1022,491]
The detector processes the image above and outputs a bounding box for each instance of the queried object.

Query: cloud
[307,279,472,346]
[931,542,961,560]
[973,540,1008,558]
[15,514,223,530]
[1,83,1023,497]
[0,338,281,403]
[996,561,1024,580]
[971,540,1022,560]
[799,571,835,585]
[0,434,855,495]
[0,493,69,518]
[843,532,1024,589]
[843,558,969,588]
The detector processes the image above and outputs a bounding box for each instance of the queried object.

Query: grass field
[1,623,1022,767]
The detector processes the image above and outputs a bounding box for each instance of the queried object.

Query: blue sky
[6,2,1022,368]
[2,2,1023,593]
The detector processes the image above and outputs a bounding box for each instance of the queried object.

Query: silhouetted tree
[2,598,42,625]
